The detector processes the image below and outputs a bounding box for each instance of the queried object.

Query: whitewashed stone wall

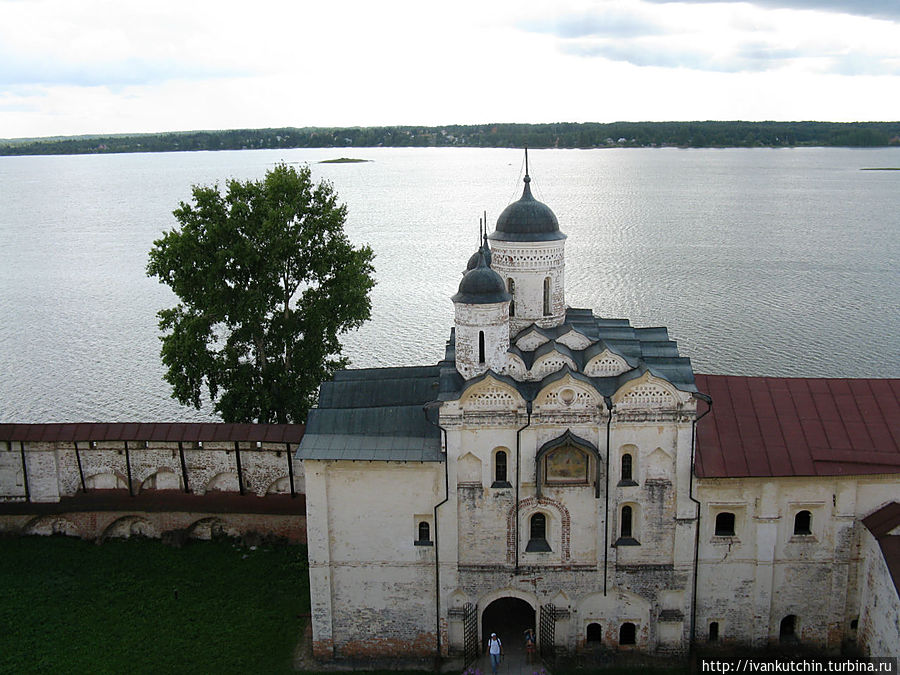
[0,439,303,502]
[453,301,510,379]
[490,241,565,333]
[693,476,898,650]
[304,459,444,659]
[857,525,900,657]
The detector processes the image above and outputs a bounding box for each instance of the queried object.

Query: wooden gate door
[539,603,556,662]
[463,602,479,669]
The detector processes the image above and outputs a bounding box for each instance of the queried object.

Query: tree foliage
[5,121,900,155]
[147,163,375,423]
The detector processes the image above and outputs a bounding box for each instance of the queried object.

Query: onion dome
[466,232,493,270]
[489,173,566,243]
[452,252,511,304]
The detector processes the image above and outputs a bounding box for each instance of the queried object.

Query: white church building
[297,162,900,662]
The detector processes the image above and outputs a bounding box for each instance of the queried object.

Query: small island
[319,157,370,164]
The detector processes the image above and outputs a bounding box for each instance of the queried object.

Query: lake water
[1,147,898,423]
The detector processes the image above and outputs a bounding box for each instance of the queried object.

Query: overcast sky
[1,0,898,139]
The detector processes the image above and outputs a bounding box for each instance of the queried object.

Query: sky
[1,0,899,139]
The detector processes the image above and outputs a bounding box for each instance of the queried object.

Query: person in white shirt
[487,632,503,674]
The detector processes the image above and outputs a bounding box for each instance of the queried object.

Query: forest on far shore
[3,121,900,156]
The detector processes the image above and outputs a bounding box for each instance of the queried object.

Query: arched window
[709,621,719,642]
[779,615,797,643]
[621,505,633,538]
[508,278,516,317]
[492,450,510,488]
[586,623,602,643]
[417,521,431,542]
[526,513,551,552]
[478,331,485,364]
[543,277,551,316]
[621,453,633,482]
[715,512,736,536]
[793,510,812,535]
[619,622,636,645]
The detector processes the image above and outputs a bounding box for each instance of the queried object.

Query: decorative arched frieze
[533,372,604,414]
[584,350,631,378]
[506,352,527,380]
[508,496,571,563]
[459,374,525,412]
[531,350,578,380]
[556,328,592,351]
[613,372,685,411]
[514,328,550,352]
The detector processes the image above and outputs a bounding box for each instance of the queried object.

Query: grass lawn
[0,535,309,674]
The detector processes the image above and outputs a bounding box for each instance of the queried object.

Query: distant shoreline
[2,121,899,157]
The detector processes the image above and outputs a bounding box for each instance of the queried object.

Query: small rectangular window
[715,512,736,536]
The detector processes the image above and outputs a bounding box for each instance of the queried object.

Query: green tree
[147,163,375,423]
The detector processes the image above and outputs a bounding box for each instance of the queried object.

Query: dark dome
[489,175,566,243]
[467,236,492,270]
[452,252,511,305]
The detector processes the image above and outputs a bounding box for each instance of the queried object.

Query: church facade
[297,164,900,661]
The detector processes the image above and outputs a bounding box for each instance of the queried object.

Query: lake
[1,146,898,422]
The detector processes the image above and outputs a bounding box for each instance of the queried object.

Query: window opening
[415,521,433,546]
[709,622,719,642]
[621,505,633,538]
[715,512,736,536]
[543,277,551,316]
[508,278,515,317]
[492,450,510,488]
[478,331,485,364]
[619,622,636,645]
[794,510,812,535]
[586,623,602,643]
[526,512,551,552]
[621,453,633,481]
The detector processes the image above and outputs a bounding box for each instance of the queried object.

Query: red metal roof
[0,423,305,445]
[694,375,900,478]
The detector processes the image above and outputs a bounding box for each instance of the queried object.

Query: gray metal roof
[298,365,444,462]
[439,308,697,403]
[488,176,567,243]
[452,252,511,305]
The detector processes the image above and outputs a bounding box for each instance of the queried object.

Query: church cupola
[452,250,510,379]
[488,153,566,334]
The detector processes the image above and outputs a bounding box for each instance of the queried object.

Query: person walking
[523,628,536,664]
[487,632,503,674]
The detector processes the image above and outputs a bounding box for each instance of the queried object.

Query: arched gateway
[481,597,536,655]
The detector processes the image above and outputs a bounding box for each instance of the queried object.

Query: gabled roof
[0,423,305,444]
[298,365,443,462]
[694,375,900,478]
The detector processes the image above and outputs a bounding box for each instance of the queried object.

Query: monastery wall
[857,527,900,657]
[1,439,303,501]
[304,460,444,659]
[694,475,897,651]
[0,439,306,542]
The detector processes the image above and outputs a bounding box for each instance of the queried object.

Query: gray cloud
[519,8,664,39]
[0,48,251,88]
[641,0,900,22]
[562,38,900,75]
